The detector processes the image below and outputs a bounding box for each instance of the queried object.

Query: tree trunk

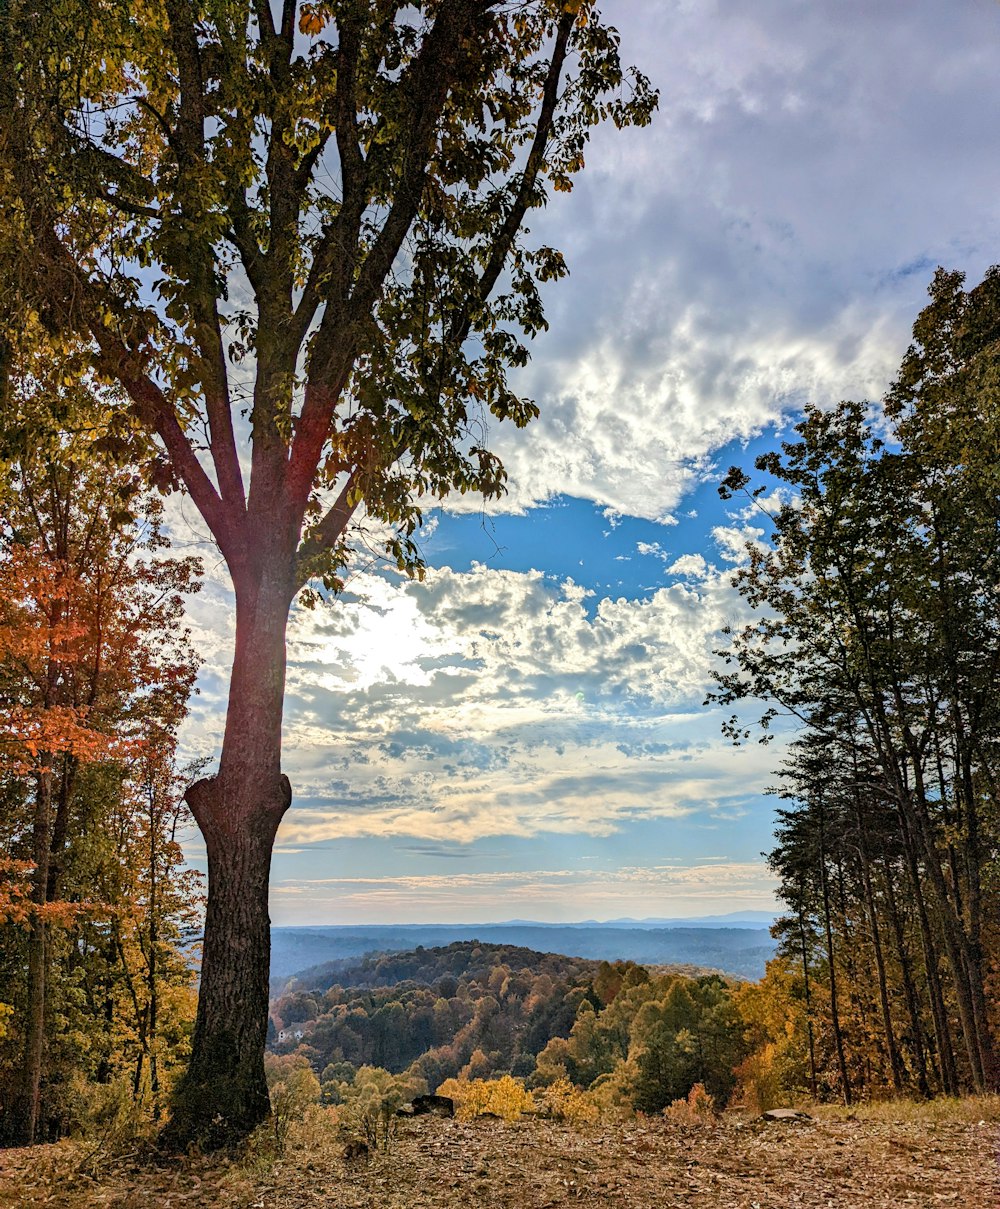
[797,900,818,1099]
[855,806,903,1094]
[899,816,958,1095]
[906,763,991,1091]
[881,858,930,1097]
[4,766,54,1145]
[165,572,292,1147]
[817,808,851,1105]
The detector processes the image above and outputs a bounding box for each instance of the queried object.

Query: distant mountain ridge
[270,919,777,984]
[495,912,777,929]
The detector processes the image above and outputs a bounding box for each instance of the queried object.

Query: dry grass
[0,1102,996,1208]
[813,1093,1000,1126]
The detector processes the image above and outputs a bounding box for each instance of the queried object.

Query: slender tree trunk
[818,809,851,1105]
[148,798,161,1118]
[906,764,991,1090]
[881,857,930,1097]
[166,569,292,1147]
[797,901,818,1099]
[854,806,903,1093]
[900,820,958,1095]
[9,766,54,1145]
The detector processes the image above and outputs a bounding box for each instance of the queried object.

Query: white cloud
[175,546,783,855]
[208,559,776,847]
[432,0,1000,522]
[666,553,709,579]
[711,524,766,564]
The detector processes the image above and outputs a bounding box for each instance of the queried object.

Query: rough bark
[166,783,288,1146]
[165,574,293,1147]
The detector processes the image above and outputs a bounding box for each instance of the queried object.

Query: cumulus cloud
[209,559,770,847]
[439,0,1000,522]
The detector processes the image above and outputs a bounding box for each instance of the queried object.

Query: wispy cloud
[268,861,779,922]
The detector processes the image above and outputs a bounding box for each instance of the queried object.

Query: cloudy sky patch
[176,1,1000,923]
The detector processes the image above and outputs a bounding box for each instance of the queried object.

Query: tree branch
[163,0,246,514]
[447,8,574,349]
[293,472,360,591]
[288,1,494,520]
[290,11,367,346]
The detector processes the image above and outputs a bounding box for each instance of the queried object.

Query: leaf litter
[0,1109,996,1208]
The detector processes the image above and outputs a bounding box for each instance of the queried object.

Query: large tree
[0,0,656,1142]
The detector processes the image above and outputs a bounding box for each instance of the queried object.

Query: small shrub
[62,1074,152,1150]
[538,1078,600,1125]
[734,1042,791,1112]
[265,1053,322,1149]
[338,1066,424,1153]
[663,1082,716,1124]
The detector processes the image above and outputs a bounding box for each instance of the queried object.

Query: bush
[264,1053,322,1148]
[537,1077,600,1125]
[57,1074,153,1165]
[338,1066,425,1152]
[437,1075,535,1122]
[734,1043,786,1113]
[663,1082,716,1124]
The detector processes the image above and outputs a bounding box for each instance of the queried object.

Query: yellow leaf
[299,9,325,36]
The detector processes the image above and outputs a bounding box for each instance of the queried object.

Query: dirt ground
[0,1108,996,1208]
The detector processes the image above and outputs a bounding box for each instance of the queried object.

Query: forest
[712,267,1000,1103]
[268,942,745,1111]
[0,361,205,1144]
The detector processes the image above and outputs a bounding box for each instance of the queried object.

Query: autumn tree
[0,0,656,1143]
[0,346,201,1143]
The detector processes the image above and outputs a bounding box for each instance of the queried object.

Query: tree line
[269,941,783,1115]
[712,267,1000,1103]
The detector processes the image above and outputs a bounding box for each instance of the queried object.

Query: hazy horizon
[269,909,777,929]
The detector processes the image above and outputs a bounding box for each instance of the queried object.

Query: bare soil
[0,1109,995,1208]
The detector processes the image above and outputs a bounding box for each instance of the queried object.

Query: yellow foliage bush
[437,1075,535,1122]
[538,1077,600,1125]
[734,1041,785,1113]
[338,1066,425,1152]
[0,1002,12,1042]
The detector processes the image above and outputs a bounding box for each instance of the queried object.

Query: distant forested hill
[270,923,776,984]
[268,940,737,1100]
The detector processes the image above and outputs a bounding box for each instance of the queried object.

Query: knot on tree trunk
[183,772,293,835]
[184,775,218,831]
[275,773,293,816]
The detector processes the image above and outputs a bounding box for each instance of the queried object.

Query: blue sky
[175,0,1000,924]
